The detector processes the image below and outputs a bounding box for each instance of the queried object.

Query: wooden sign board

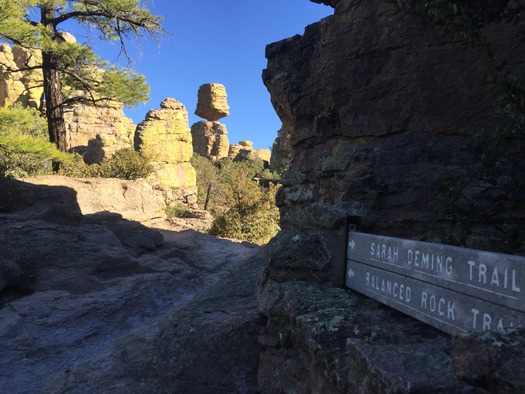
[345,231,525,335]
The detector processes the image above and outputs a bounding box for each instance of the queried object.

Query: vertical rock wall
[257,0,525,392]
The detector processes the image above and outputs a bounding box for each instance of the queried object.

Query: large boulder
[194,83,230,121]
[64,100,135,162]
[228,140,271,163]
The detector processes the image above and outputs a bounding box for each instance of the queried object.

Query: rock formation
[0,44,43,109]
[257,0,525,392]
[191,83,231,160]
[190,120,230,159]
[0,42,135,162]
[64,100,135,163]
[269,126,292,173]
[194,83,229,121]
[228,140,271,163]
[134,98,197,204]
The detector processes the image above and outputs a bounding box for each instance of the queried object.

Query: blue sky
[91,1,333,150]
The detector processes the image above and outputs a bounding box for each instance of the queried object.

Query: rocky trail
[0,190,265,393]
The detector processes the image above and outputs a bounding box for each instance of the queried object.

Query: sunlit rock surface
[194,83,230,121]
[134,98,197,191]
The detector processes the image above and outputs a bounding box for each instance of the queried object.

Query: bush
[0,105,48,139]
[0,106,69,178]
[101,148,153,180]
[60,148,153,180]
[207,160,280,245]
[165,203,190,218]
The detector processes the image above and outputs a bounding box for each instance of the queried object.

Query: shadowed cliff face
[257,1,525,392]
[263,0,525,247]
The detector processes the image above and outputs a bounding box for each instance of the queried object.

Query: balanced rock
[134,98,196,189]
[195,83,229,121]
[190,120,230,160]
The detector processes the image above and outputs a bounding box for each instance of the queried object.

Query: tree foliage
[0,105,68,177]
[0,0,163,150]
[191,154,280,245]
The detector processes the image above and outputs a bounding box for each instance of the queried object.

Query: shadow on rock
[0,179,267,393]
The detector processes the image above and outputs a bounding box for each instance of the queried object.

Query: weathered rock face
[265,0,524,245]
[0,44,43,109]
[228,140,271,163]
[134,98,197,195]
[257,0,525,392]
[190,120,230,159]
[63,101,135,162]
[194,83,230,121]
[269,126,292,173]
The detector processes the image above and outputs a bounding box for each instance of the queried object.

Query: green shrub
[190,154,219,209]
[0,105,48,139]
[165,203,189,218]
[0,139,64,178]
[208,161,280,245]
[60,148,153,180]
[58,153,103,178]
[191,154,280,244]
[100,148,153,180]
[0,106,69,178]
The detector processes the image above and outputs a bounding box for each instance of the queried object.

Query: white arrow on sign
[349,239,355,250]
[347,268,355,280]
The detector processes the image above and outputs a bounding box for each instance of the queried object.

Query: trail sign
[345,231,525,335]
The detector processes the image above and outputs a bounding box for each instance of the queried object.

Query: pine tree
[0,0,163,151]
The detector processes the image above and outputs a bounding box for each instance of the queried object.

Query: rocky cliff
[257,0,525,392]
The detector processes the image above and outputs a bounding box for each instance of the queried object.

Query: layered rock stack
[190,83,230,160]
[0,44,43,109]
[134,98,197,199]
[64,100,135,163]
